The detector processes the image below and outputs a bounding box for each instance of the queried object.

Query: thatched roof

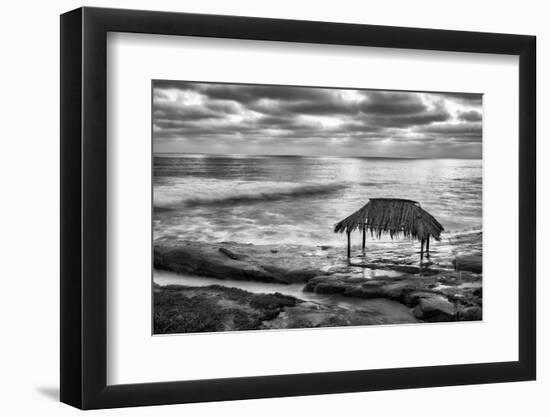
[334,198,444,241]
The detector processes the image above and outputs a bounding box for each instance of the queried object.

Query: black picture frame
[60,6,536,410]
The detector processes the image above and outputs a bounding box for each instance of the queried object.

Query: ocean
[153,154,482,249]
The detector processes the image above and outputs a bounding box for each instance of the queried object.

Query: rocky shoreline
[154,232,482,333]
[154,241,329,284]
[154,284,299,334]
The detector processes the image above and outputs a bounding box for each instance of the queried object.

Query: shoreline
[154,232,482,333]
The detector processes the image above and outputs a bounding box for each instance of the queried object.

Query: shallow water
[153,155,481,328]
[154,269,412,318]
[153,154,482,248]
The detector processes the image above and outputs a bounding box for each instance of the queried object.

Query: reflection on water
[155,270,314,300]
[154,269,410,314]
[154,155,482,247]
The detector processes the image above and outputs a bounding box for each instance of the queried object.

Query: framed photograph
[60,7,536,409]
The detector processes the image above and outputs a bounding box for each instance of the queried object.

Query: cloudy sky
[153,80,482,158]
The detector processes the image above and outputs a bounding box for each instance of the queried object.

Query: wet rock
[360,263,439,276]
[413,296,456,322]
[456,306,482,321]
[304,276,385,299]
[453,255,482,273]
[155,242,327,284]
[380,282,418,301]
[305,275,439,307]
[218,247,245,260]
[262,299,418,329]
[303,270,482,323]
[390,265,424,274]
[403,291,438,307]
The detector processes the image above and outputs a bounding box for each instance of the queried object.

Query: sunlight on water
[153,155,482,248]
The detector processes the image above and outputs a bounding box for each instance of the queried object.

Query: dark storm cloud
[152,81,482,158]
[202,84,331,104]
[457,110,483,122]
[153,96,241,129]
[419,123,482,137]
[156,81,332,105]
[154,107,219,122]
[358,91,427,115]
[260,100,353,116]
[439,92,483,106]
[360,110,451,128]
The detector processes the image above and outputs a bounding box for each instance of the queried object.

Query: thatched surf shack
[334,198,444,260]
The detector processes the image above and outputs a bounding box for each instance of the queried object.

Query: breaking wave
[183,183,347,208]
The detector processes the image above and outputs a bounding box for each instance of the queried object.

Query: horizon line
[153,152,482,160]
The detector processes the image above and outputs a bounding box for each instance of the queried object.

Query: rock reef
[304,270,482,322]
[155,241,327,284]
[153,233,482,333]
[154,284,299,334]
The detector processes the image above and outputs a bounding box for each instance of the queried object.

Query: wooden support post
[362,224,366,251]
[426,235,430,257]
[347,230,351,258]
[420,238,425,261]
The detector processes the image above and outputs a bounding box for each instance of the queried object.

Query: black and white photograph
[1,0,544,413]
[152,81,483,334]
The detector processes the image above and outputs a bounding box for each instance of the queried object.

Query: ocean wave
[359,181,394,187]
[442,227,483,237]
[183,183,348,208]
[451,177,482,184]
